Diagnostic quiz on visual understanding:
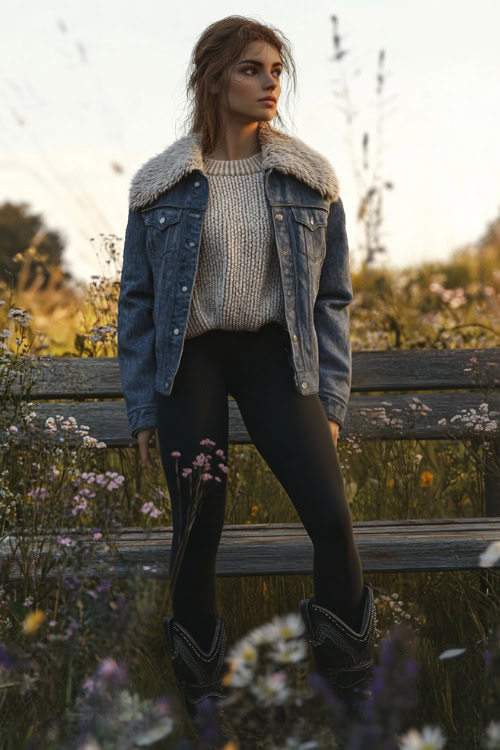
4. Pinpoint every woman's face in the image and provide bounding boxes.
[222,41,282,123]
